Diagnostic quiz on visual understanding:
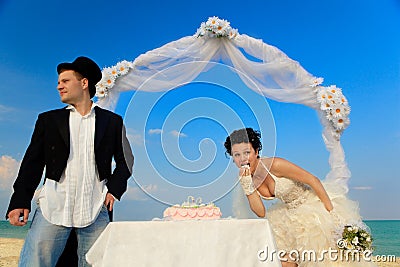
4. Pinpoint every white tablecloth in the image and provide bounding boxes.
[86,219,281,267]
